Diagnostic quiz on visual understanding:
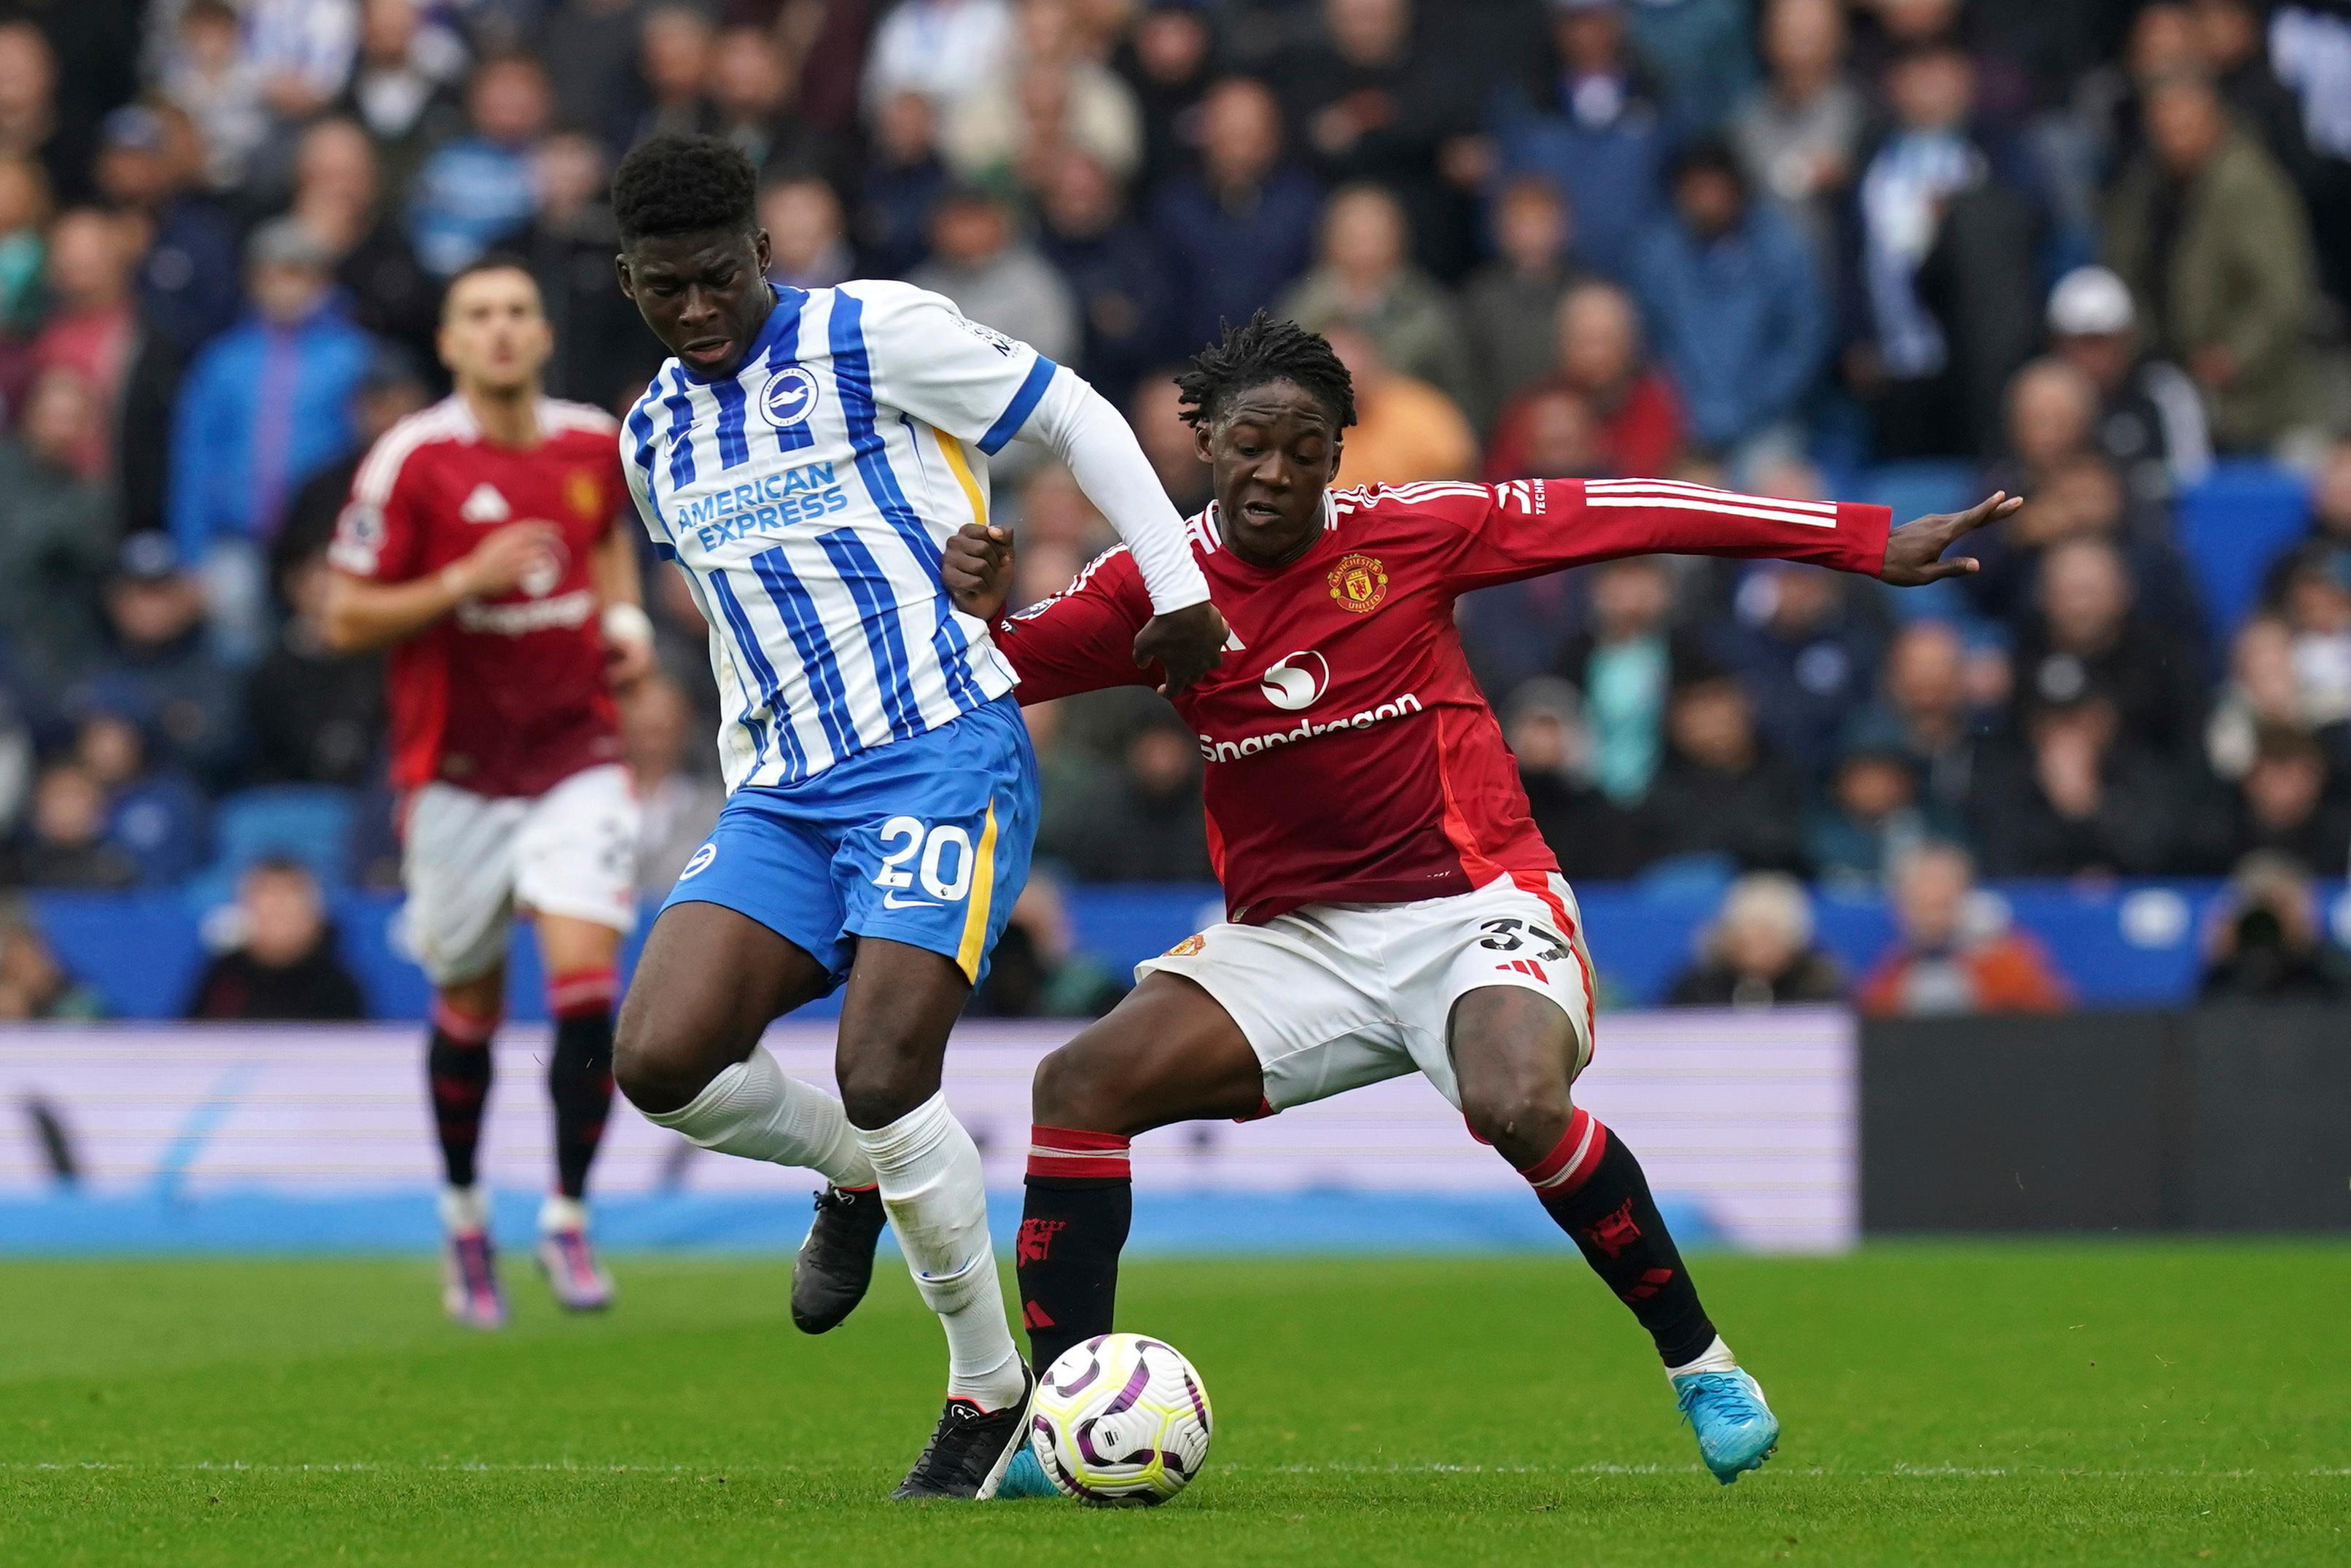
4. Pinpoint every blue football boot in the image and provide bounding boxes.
[993,1443,1057,1499]
[1672,1368,1779,1484]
